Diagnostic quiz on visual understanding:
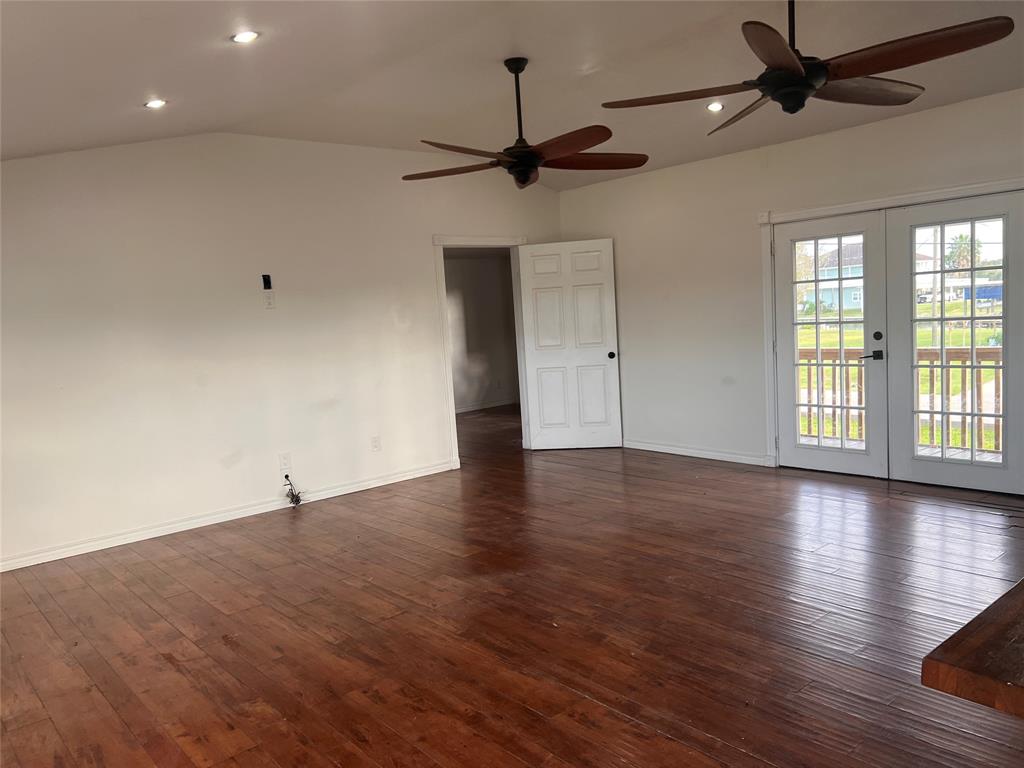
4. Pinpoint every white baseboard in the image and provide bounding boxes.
[0,459,457,572]
[623,438,774,467]
[454,397,518,414]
